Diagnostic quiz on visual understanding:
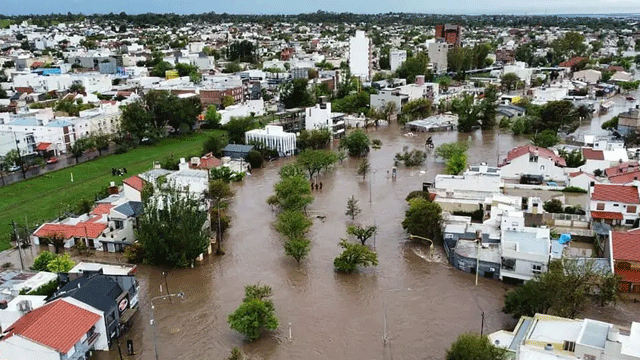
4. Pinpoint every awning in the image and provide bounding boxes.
[590,211,623,220]
[119,307,137,324]
[36,142,52,151]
